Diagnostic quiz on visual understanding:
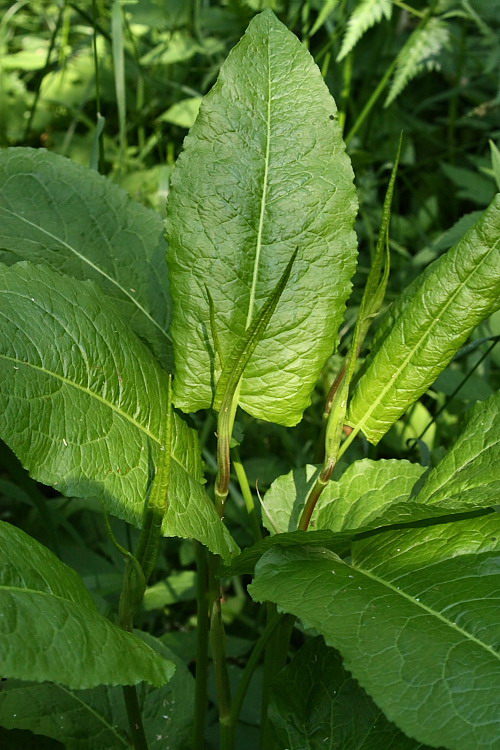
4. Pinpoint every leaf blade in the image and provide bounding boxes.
[167,10,358,426]
[0,262,237,562]
[347,195,500,443]
[0,522,174,689]
[250,516,500,750]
